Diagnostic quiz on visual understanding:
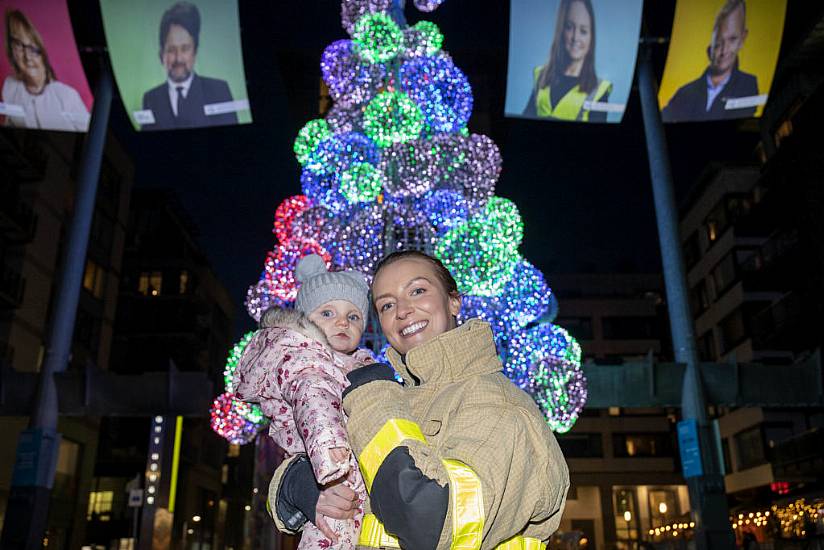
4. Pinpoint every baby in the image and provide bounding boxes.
[234,254,373,549]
